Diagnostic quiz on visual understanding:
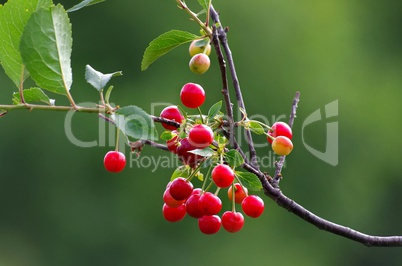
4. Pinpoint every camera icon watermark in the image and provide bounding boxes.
[301,100,339,166]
